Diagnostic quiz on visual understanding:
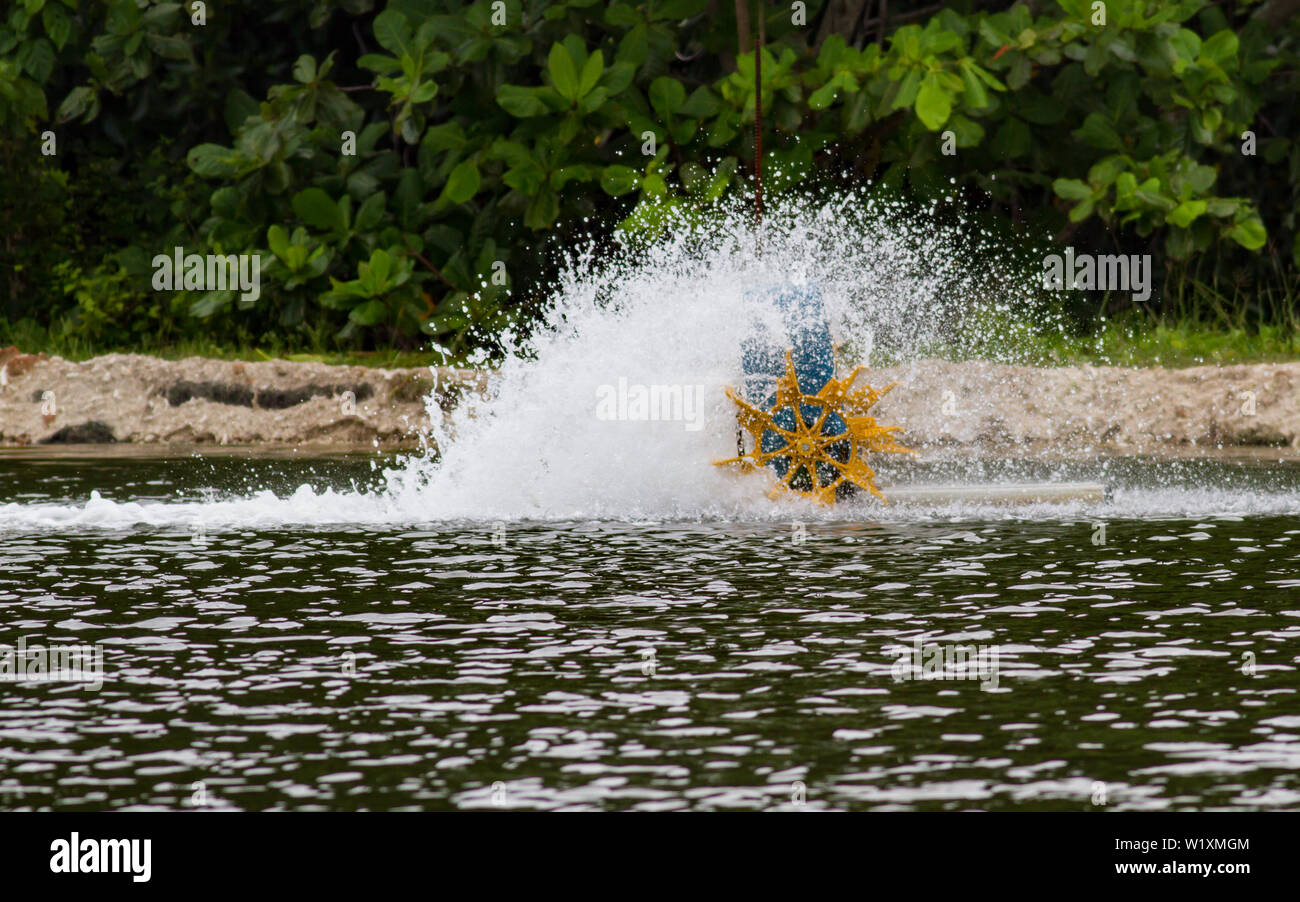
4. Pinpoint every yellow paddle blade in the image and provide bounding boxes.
[713,350,914,504]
